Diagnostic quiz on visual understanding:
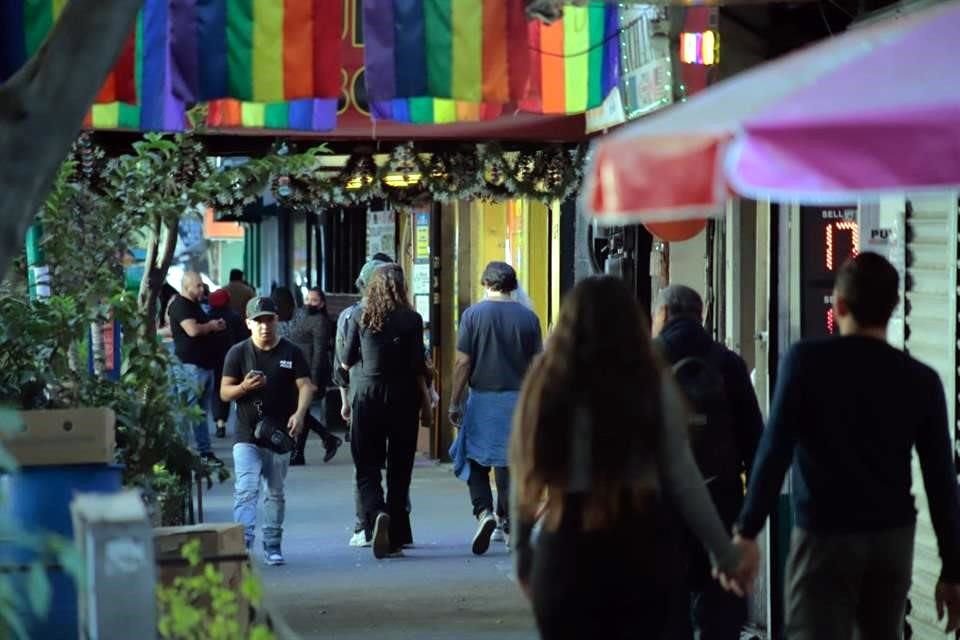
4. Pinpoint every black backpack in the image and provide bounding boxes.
[660,342,741,486]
